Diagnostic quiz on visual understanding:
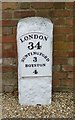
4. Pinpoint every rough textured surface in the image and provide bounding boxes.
[19,77,52,105]
[17,17,53,77]
[17,17,53,105]
[2,92,74,118]
[2,2,74,92]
